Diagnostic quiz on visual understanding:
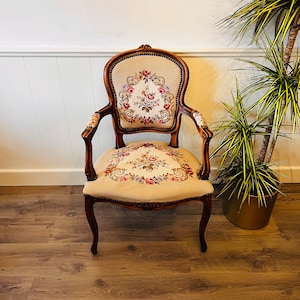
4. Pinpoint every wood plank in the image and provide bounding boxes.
[26,273,300,300]
[0,242,190,277]
[0,185,299,299]
[0,277,33,300]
